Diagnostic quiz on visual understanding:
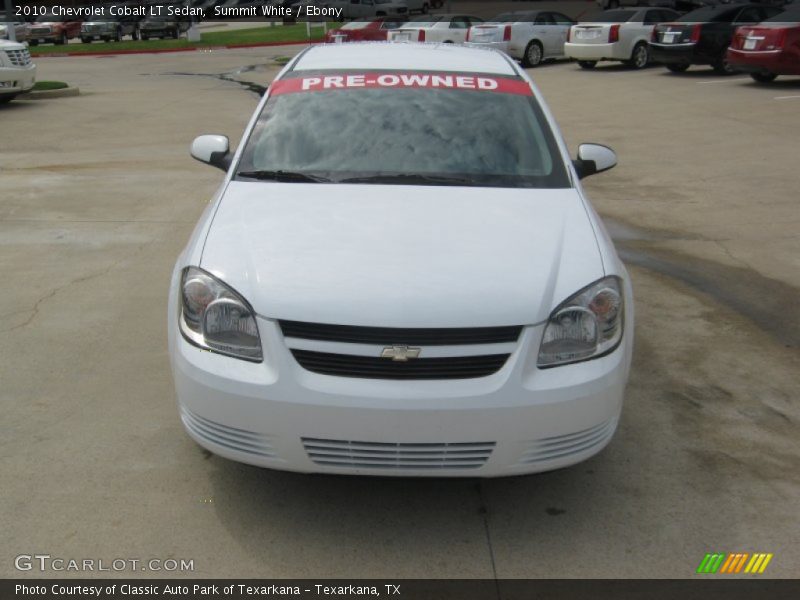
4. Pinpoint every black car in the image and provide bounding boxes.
[80,12,142,43]
[650,2,784,73]
[139,12,192,40]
